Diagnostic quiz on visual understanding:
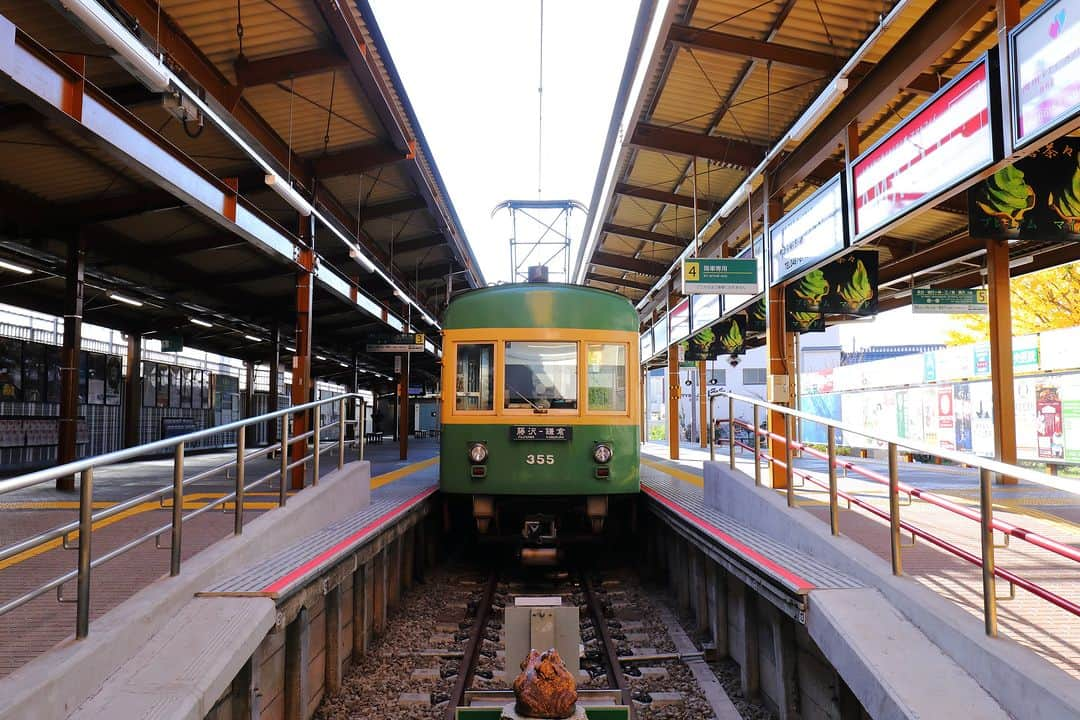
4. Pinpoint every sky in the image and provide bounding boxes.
[368,0,640,285]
